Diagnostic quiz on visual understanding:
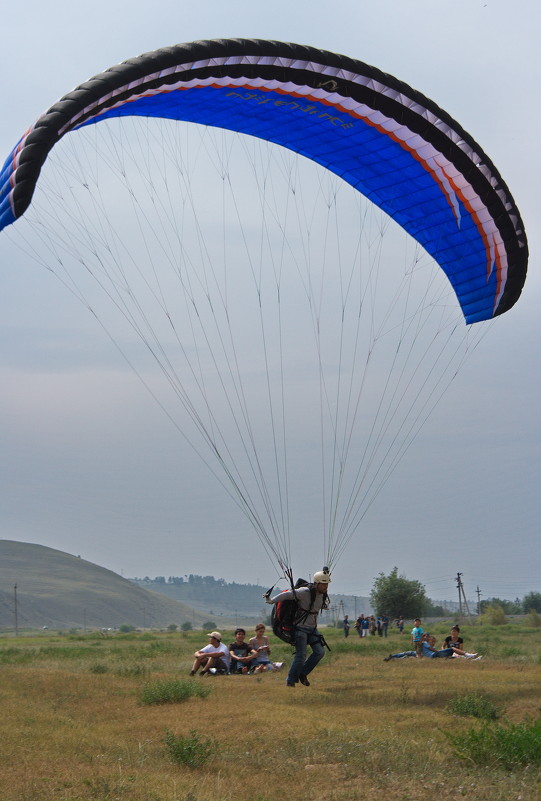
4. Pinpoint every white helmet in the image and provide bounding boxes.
[313,570,331,584]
